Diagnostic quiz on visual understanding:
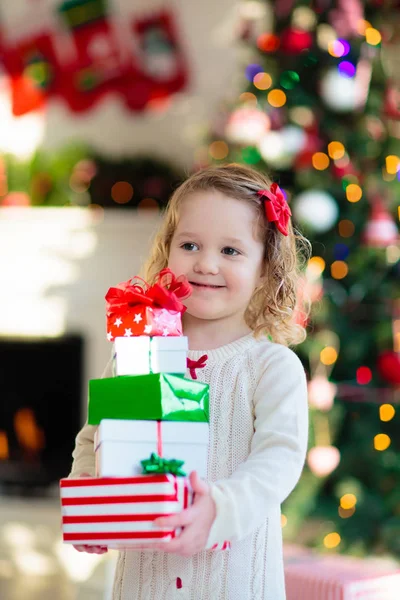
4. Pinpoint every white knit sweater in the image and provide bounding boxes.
[70,333,309,600]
